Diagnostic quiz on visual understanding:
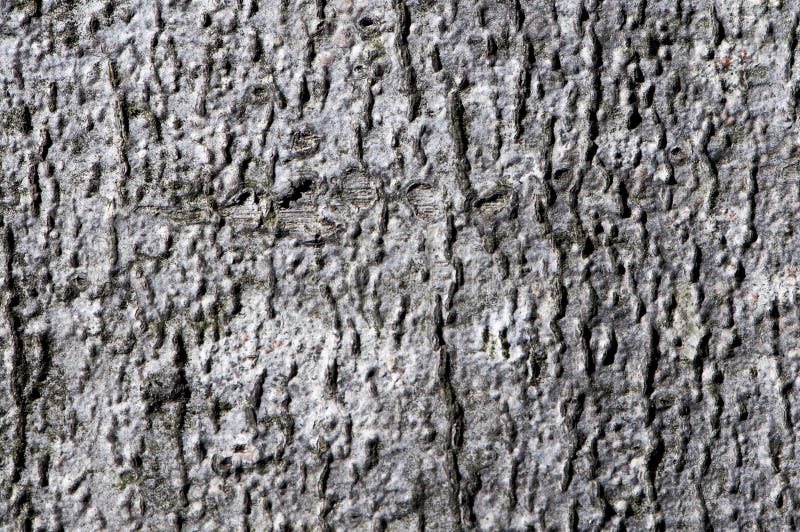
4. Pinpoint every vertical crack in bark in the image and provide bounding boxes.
[432,293,465,530]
